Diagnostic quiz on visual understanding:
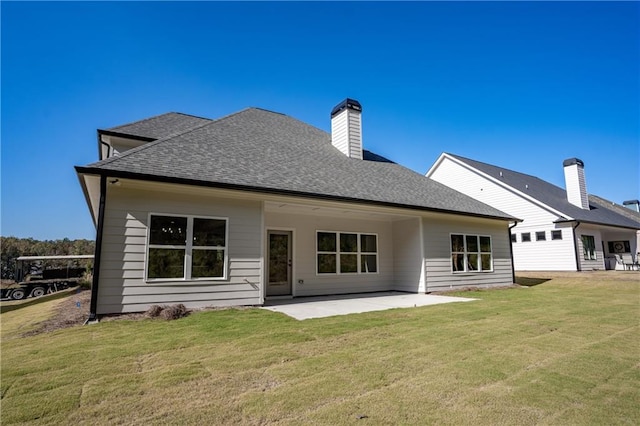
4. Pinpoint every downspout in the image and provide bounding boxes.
[508,222,518,284]
[85,175,107,324]
[572,222,581,272]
